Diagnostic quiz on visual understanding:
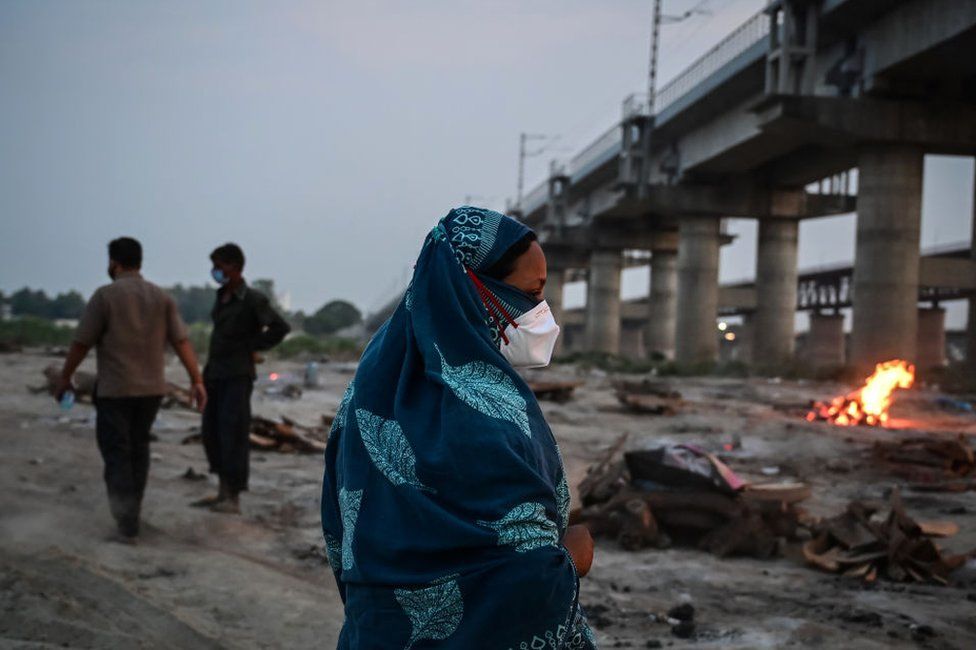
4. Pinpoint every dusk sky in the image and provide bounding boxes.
[1,0,973,327]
